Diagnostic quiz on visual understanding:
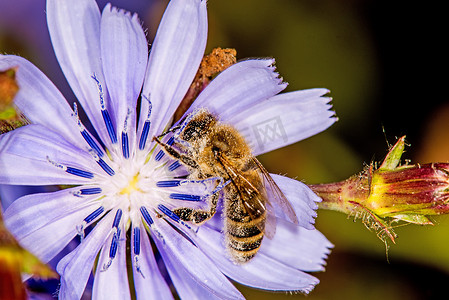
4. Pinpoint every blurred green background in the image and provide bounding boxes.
[1,0,448,299]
